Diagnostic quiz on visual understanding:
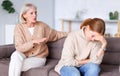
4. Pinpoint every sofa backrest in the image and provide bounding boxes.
[0,44,15,58]
[1,37,120,65]
[47,37,66,59]
[47,37,120,65]
[102,37,120,65]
